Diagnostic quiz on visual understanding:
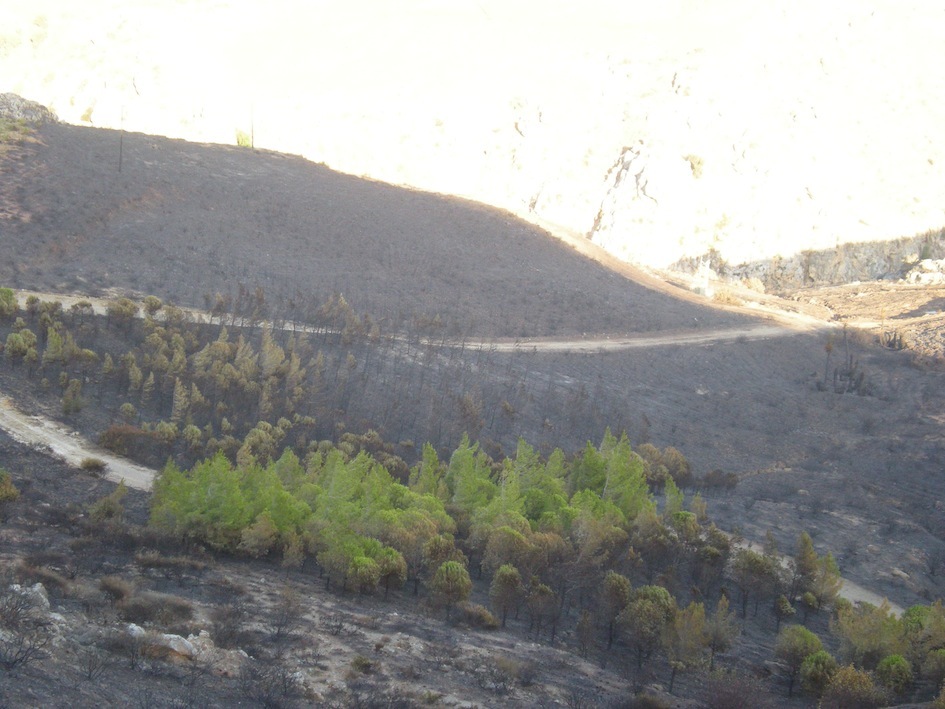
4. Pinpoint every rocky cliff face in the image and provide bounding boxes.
[2,1,943,281]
